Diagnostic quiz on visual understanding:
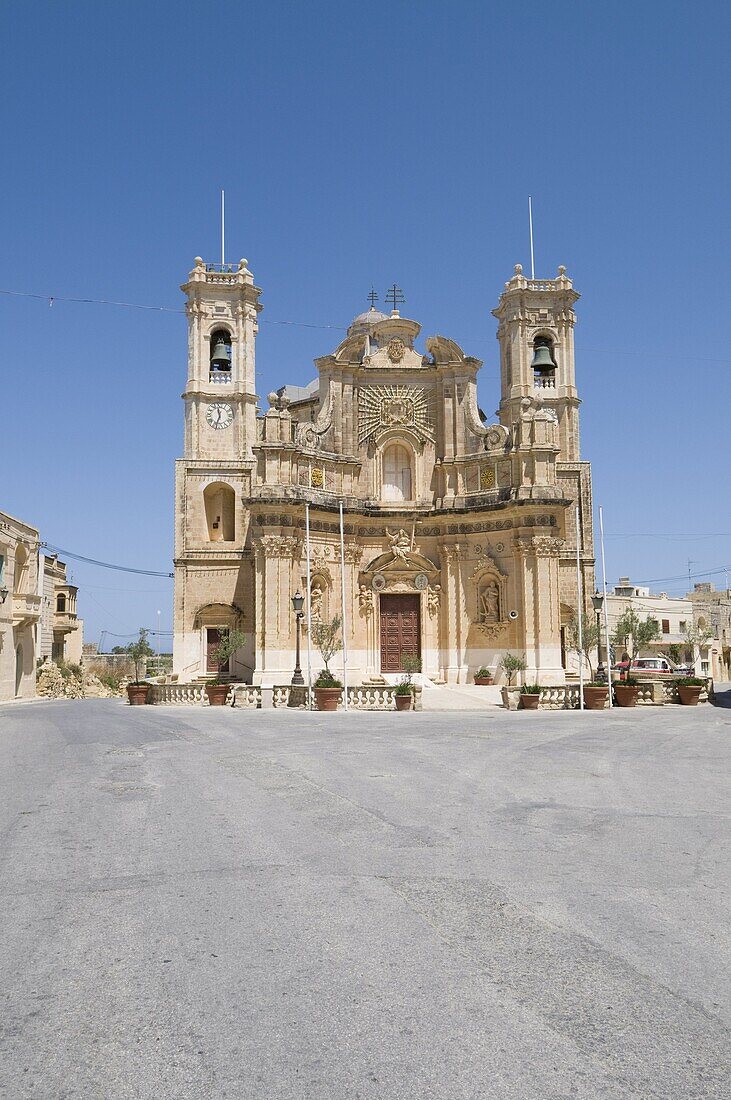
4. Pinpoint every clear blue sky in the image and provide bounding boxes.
[3,1,730,645]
